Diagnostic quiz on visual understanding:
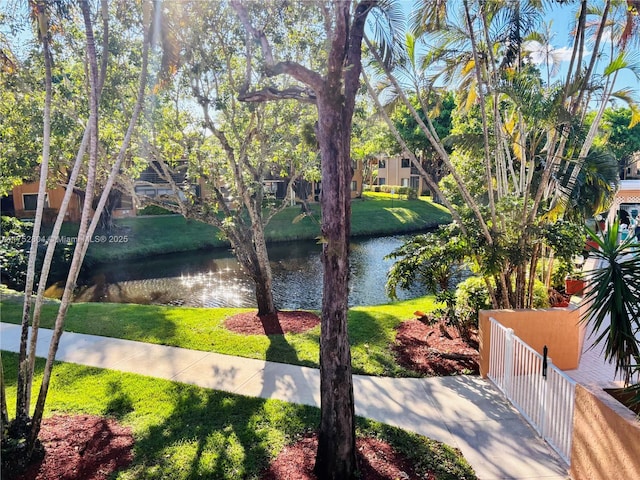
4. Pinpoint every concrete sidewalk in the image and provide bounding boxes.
[1,322,568,479]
